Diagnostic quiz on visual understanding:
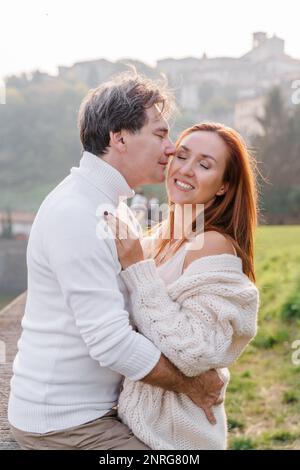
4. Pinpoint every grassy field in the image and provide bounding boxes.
[227,225,300,449]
